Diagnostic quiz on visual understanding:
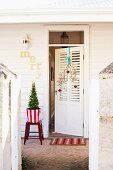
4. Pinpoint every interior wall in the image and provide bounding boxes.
[49,31,84,44]
[49,47,55,131]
